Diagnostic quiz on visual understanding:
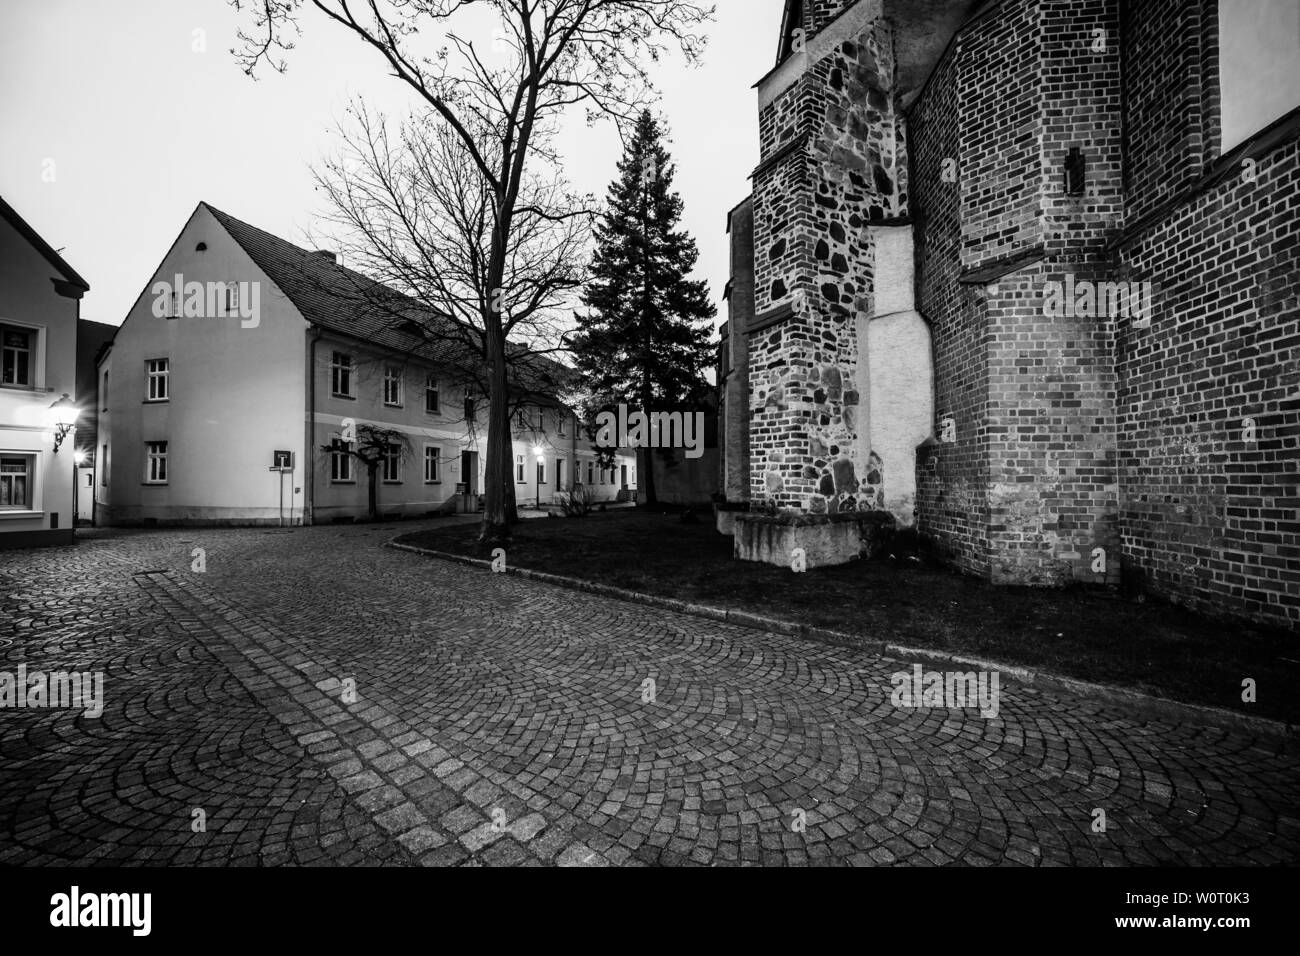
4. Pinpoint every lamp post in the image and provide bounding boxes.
[533,443,544,509]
